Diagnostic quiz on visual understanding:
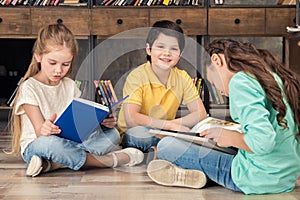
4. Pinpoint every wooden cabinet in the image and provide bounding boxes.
[0,6,297,38]
[149,8,207,36]
[0,7,90,37]
[91,7,206,37]
[91,8,149,36]
[266,8,297,35]
[0,5,299,108]
[285,32,300,80]
[91,7,207,37]
[31,8,90,36]
[208,8,265,36]
[0,8,31,36]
